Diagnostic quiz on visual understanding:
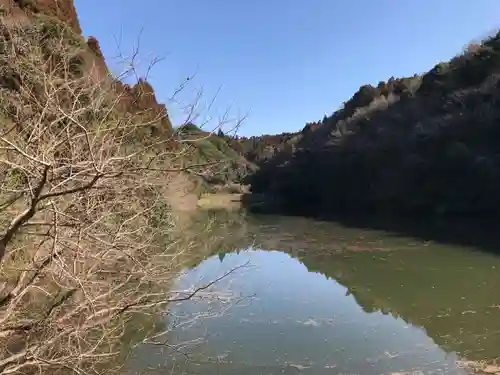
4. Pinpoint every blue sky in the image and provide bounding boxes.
[74,0,500,137]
